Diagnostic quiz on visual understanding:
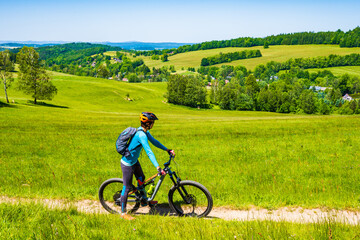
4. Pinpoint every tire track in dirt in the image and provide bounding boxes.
[1,196,359,225]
